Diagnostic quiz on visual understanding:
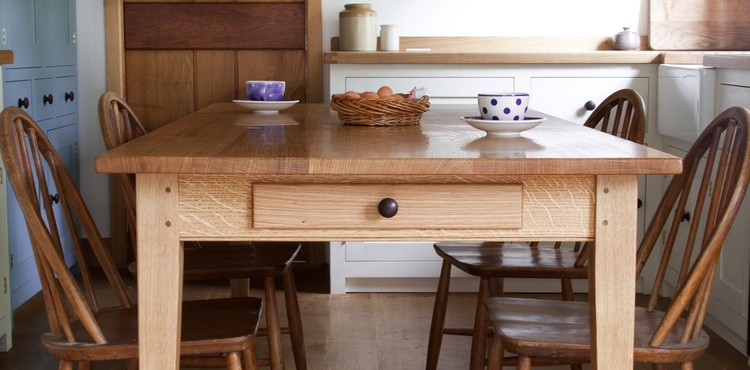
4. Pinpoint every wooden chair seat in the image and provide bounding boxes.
[485,106,750,369]
[43,297,263,361]
[434,242,588,278]
[426,89,646,370]
[485,297,709,363]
